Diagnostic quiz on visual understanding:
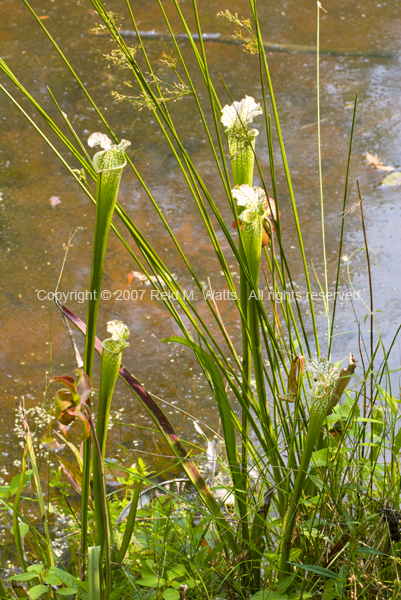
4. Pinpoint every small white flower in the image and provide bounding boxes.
[221,96,262,133]
[88,132,114,151]
[107,320,130,342]
[232,184,266,223]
